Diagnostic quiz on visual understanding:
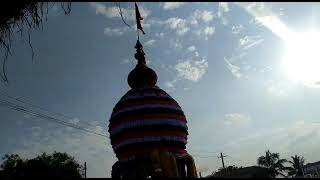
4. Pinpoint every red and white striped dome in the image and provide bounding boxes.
[108,40,189,160]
